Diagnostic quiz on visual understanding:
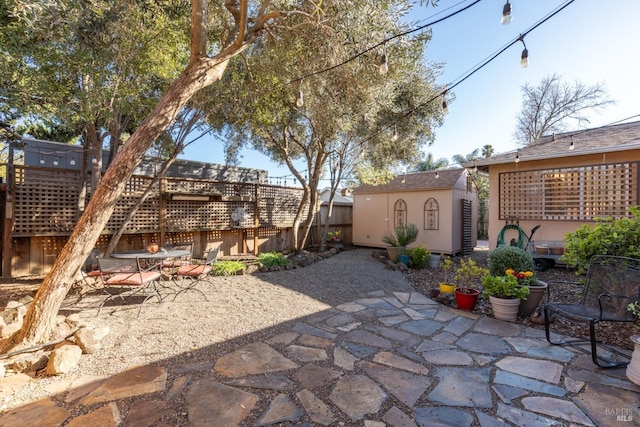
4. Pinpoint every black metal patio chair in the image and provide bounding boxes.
[96,256,163,317]
[171,248,219,301]
[544,255,640,368]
